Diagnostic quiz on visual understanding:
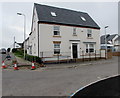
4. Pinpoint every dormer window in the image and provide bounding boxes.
[51,12,56,17]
